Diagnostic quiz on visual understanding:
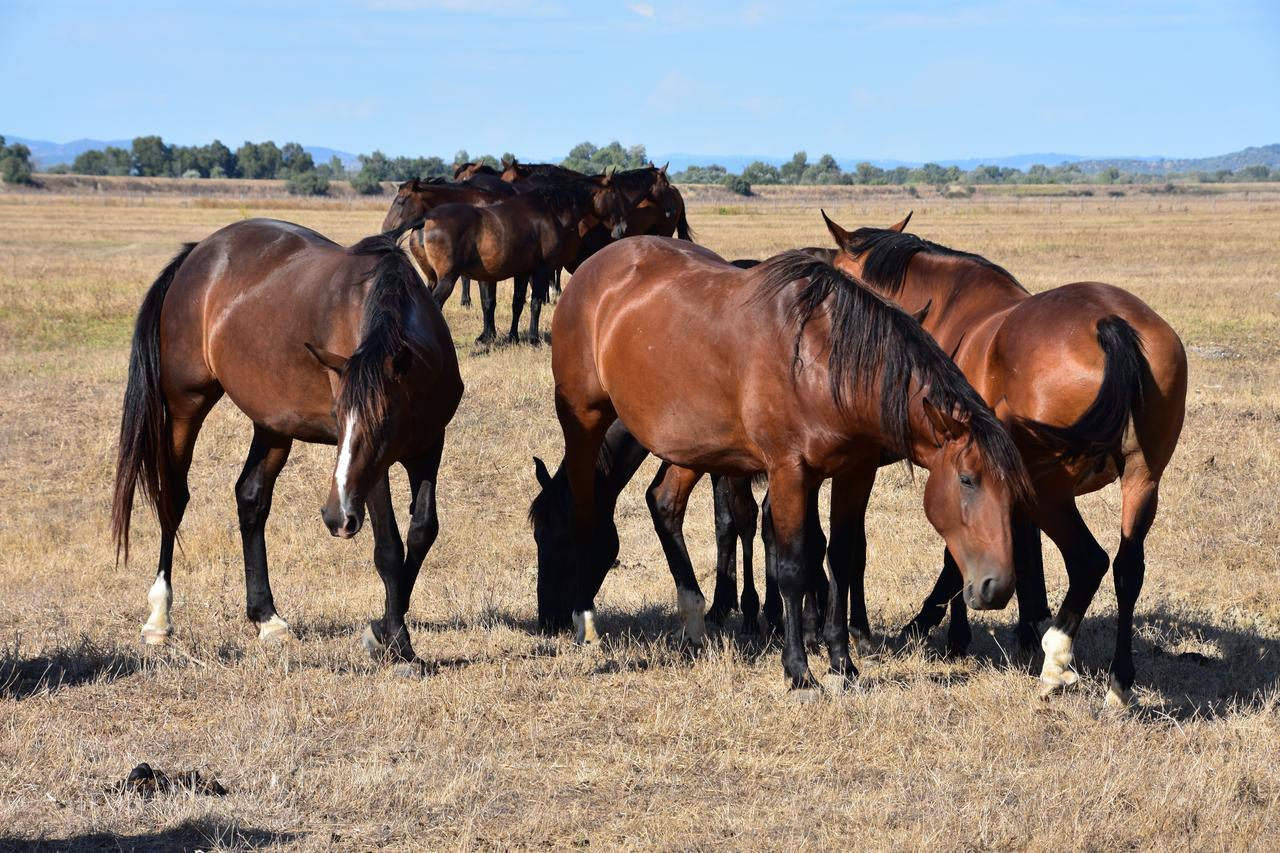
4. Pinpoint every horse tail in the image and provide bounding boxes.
[111,243,196,563]
[675,205,696,242]
[1025,316,1145,460]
